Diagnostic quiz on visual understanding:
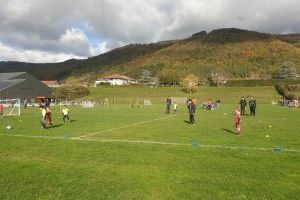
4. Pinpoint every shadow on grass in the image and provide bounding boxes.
[48,123,64,129]
[70,119,77,123]
[221,128,236,135]
[184,120,191,124]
